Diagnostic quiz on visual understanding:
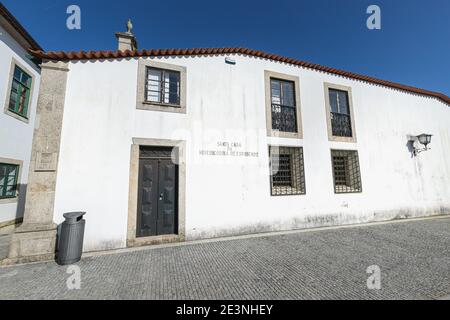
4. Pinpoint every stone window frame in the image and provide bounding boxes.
[3,58,36,124]
[264,70,303,139]
[0,157,23,204]
[324,82,357,143]
[136,59,187,114]
[127,138,186,247]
